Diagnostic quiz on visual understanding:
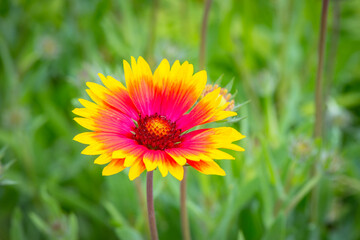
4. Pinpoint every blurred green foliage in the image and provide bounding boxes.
[1,0,360,239]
